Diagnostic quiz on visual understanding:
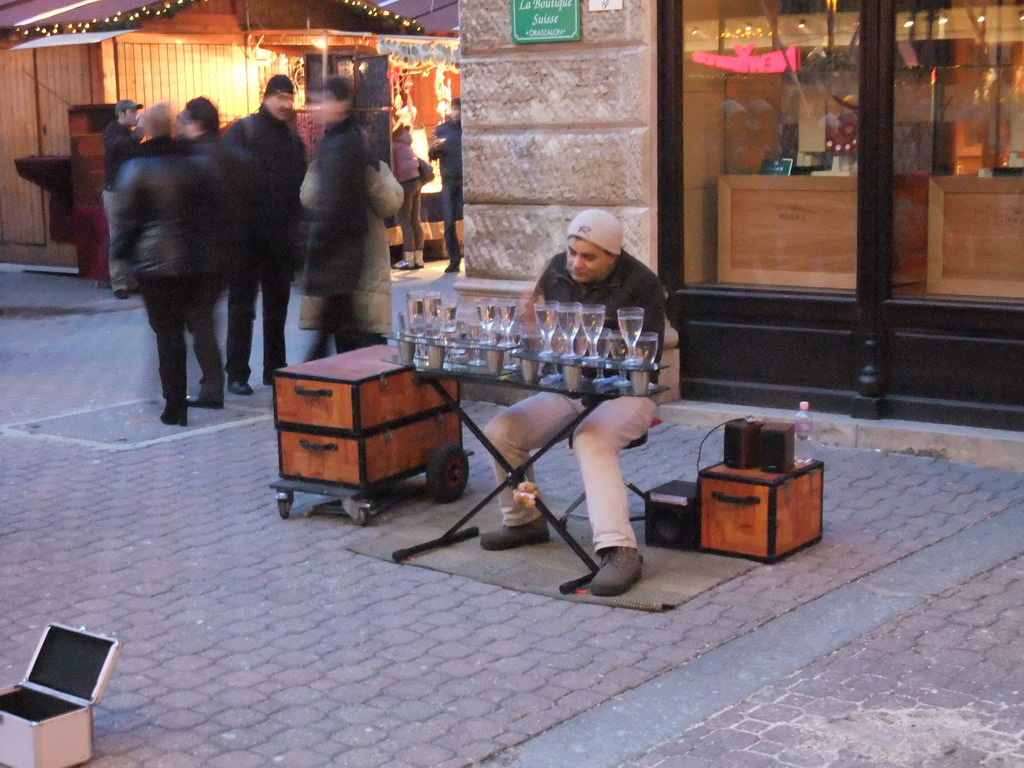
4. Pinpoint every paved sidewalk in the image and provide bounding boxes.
[1,267,1023,767]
